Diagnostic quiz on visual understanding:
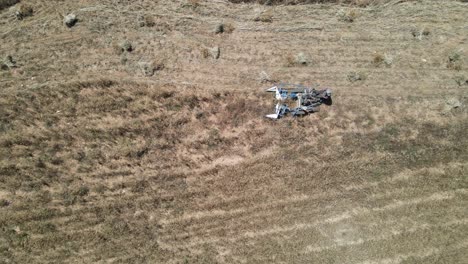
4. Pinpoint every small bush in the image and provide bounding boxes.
[284,53,295,67]
[143,16,156,27]
[39,222,57,234]
[16,4,33,20]
[254,9,273,22]
[214,23,224,34]
[348,71,366,82]
[94,184,107,194]
[284,52,308,67]
[35,190,52,204]
[373,53,384,65]
[139,61,164,76]
[338,9,359,23]
[131,180,149,193]
[224,23,235,33]
[295,52,309,65]
[215,23,235,34]
[0,199,10,207]
[373,52,393,67]
[411,27,430,40]
[454,76,467,86]
[120,40,133,53]
[447,50,463,70]
[449,51,461,63]
[74,186,90,197]
[184,0,201,9]
[206,128,223,148]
